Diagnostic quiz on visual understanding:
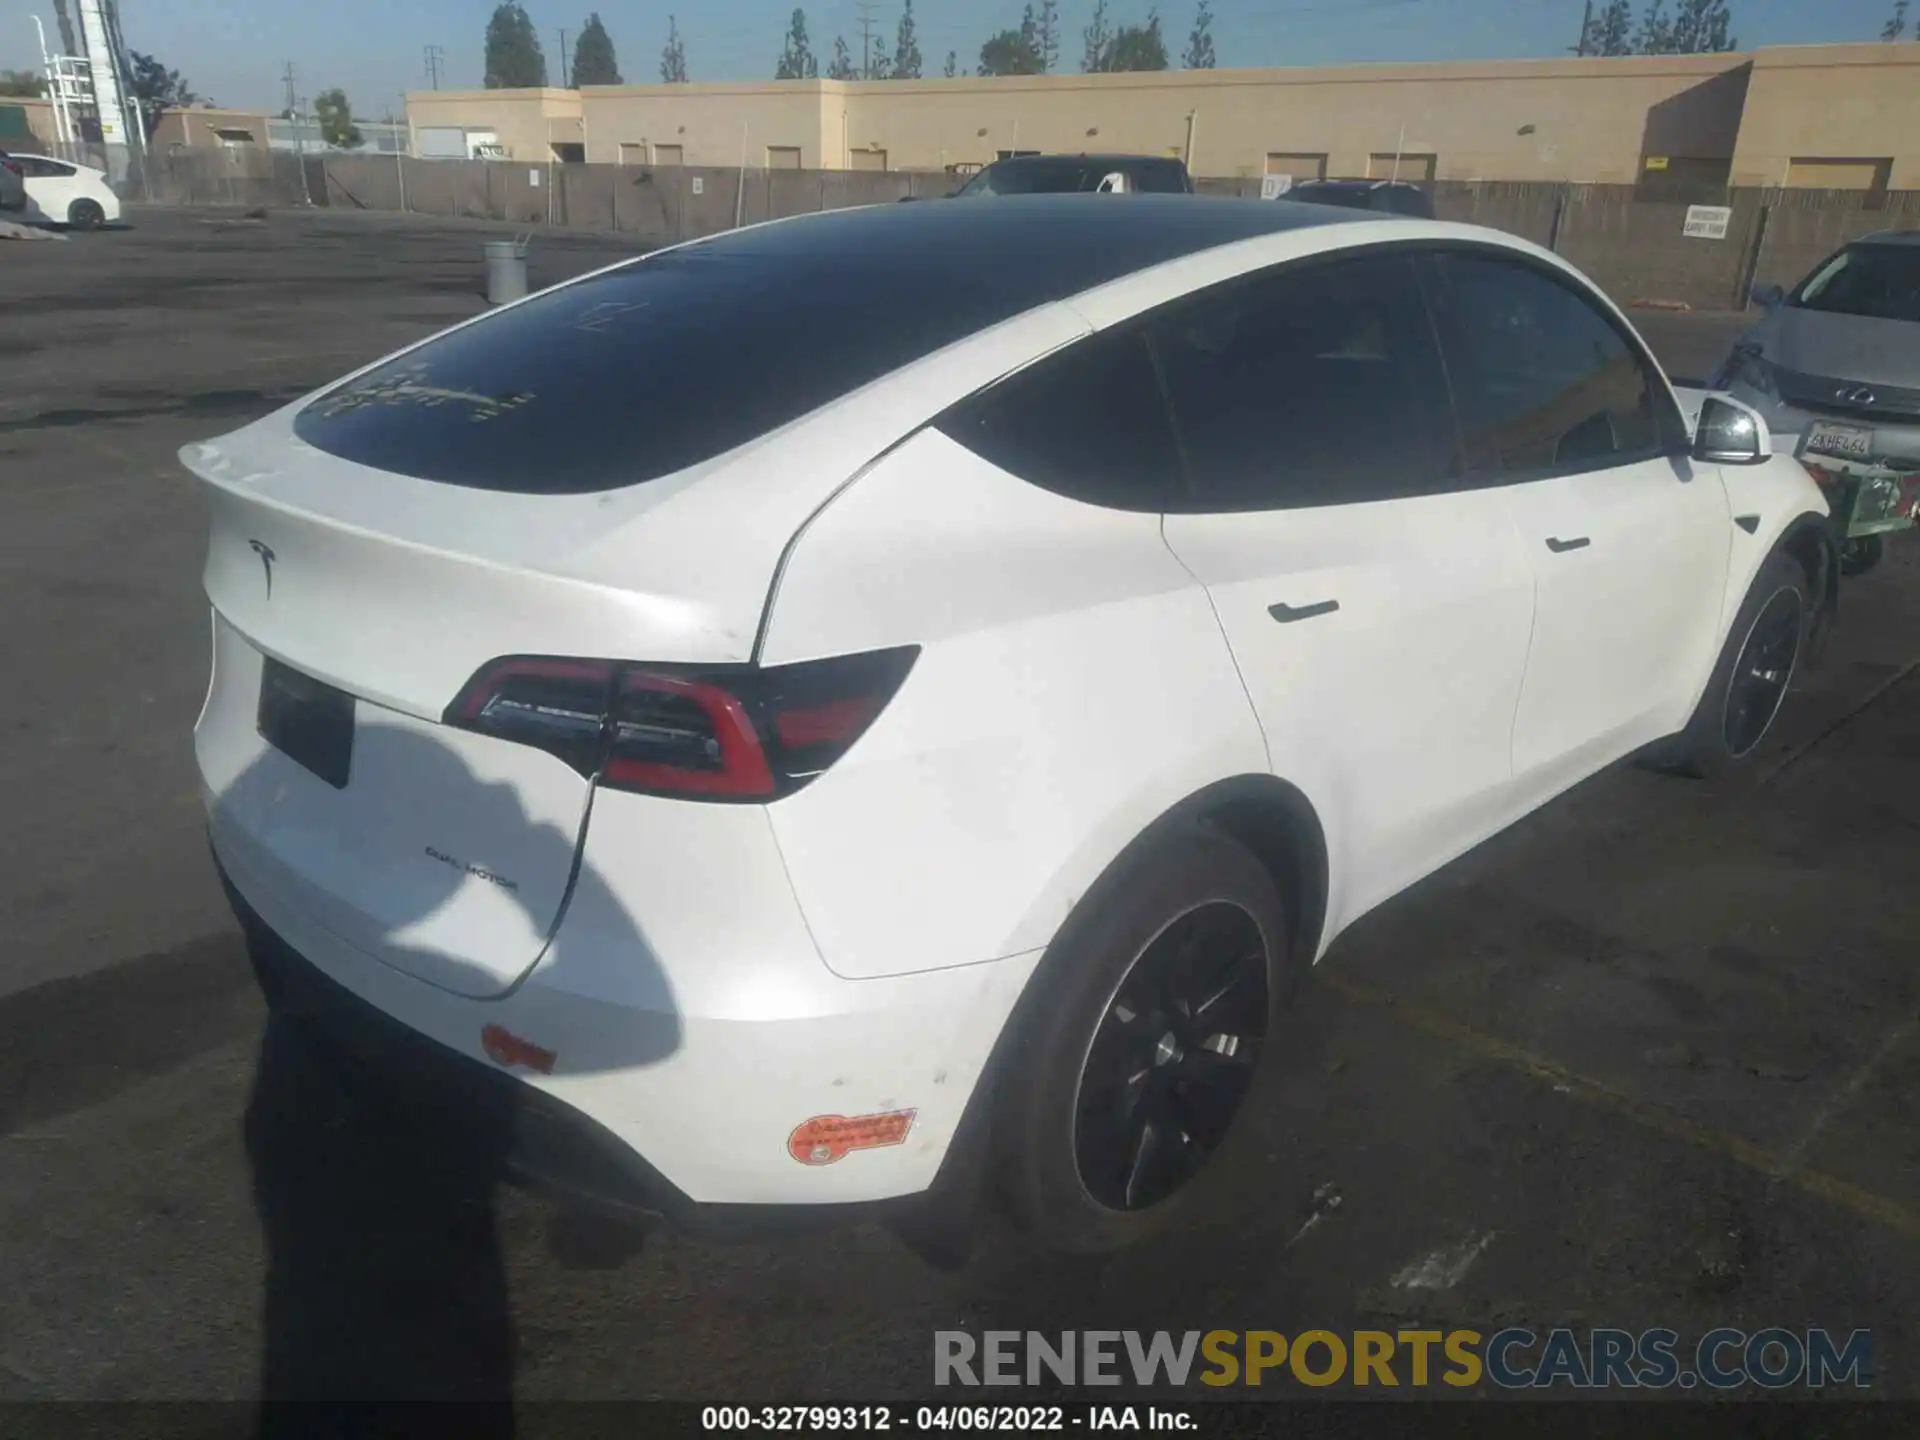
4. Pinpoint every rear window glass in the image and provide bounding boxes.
[292,199,1341,494]
[292,252,1034,492]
